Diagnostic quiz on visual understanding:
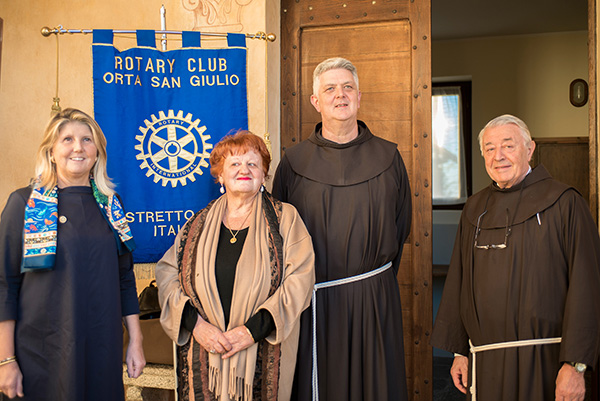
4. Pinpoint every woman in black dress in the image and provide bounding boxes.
[0,108,145,400]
